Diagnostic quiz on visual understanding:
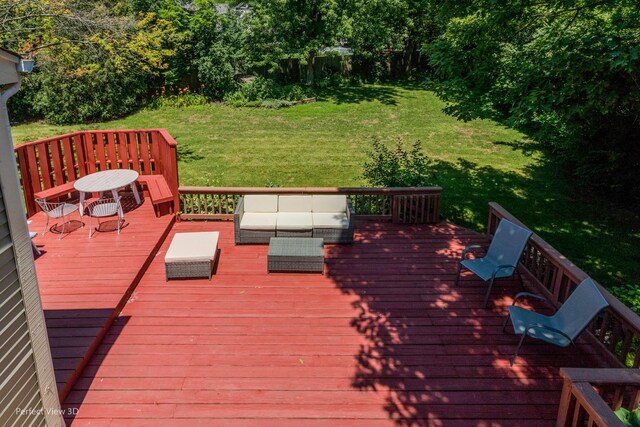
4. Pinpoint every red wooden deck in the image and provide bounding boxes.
[34,217,611,425]
[29,194,174,400]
